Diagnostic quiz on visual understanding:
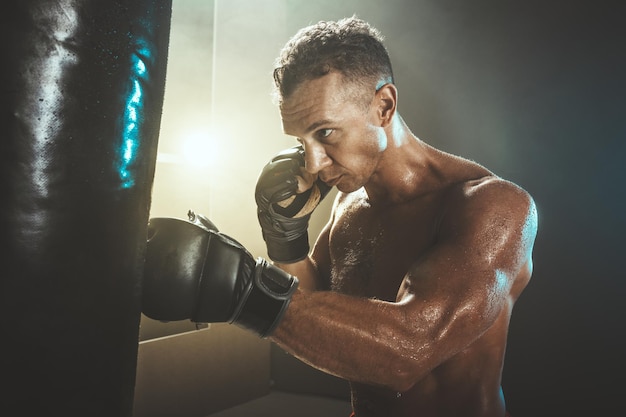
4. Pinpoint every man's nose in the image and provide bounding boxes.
[303,143,331,175]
